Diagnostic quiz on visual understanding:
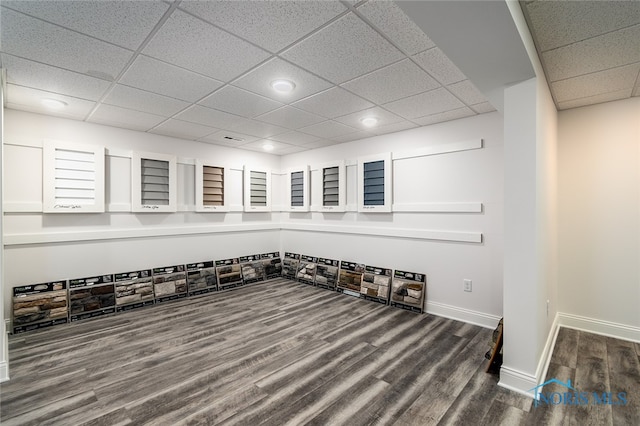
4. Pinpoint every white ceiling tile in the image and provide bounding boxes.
[199,130,260,145]
[277,145,310,155]
[446,80,487,106]
[557,89,633,110]
[331,131,375,143]
[180,1,347,53]
[103,85,189,117]
[2,0,170,50]
[6,84,96,120]
[469,102,497,114]
[255,106,326,129]
[1,7,132,80]
[149,119,218,140]
[524,1,640,52]
[269,131,321,146]
[372,120,419,136]
[197,137,245,148]
[227,118,290,139]
[542,25,640,82]
[88,104,166,131]
[199,86,282,118]
[412,48,466,85]
[342,59,440,104]
[384,88,465,119]
[1,54,110,101]
[232,58,332,103]
[551,64,640,103]
[356,0,435,55]
[412,107,475,126]
[299,120,358,139]
[175,105,243,129]
[240,139,293,152]
[120,55,223,102]
[142,9,270,81]
[302,139,340,149]
[292,87,374,119]
[334,106,404,130]
[281,12,404,84]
